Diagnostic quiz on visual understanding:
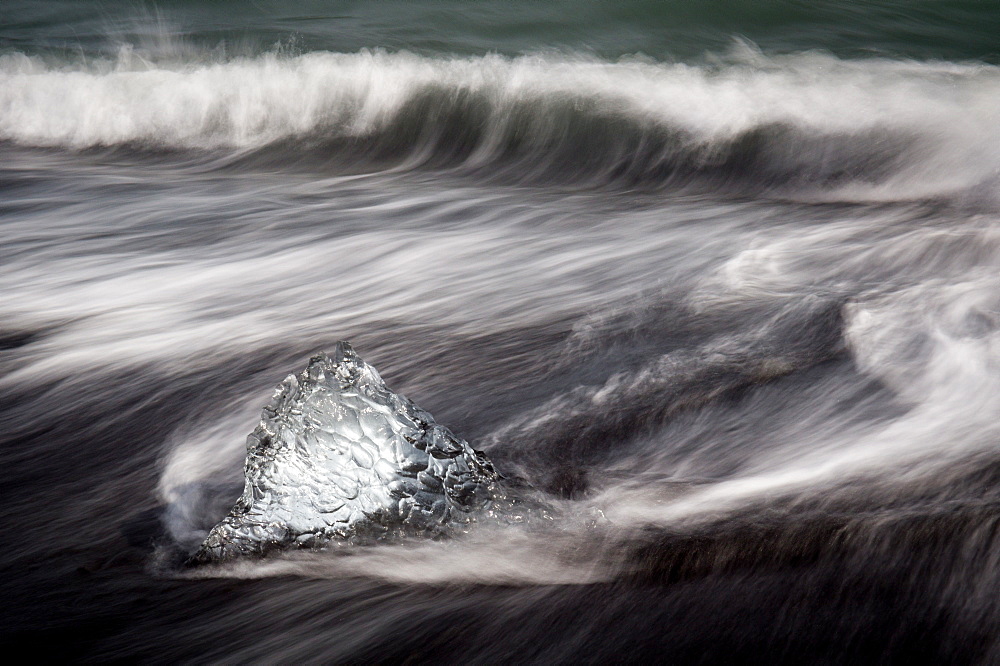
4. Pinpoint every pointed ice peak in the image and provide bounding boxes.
[191,343,501,563]
[332,339,356,362]
[301,342,375,389]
